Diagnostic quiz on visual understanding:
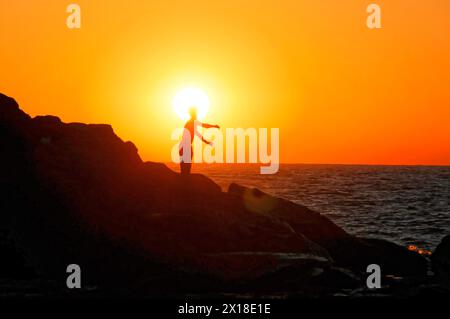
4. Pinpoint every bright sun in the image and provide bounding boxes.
[173,87,210,121]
